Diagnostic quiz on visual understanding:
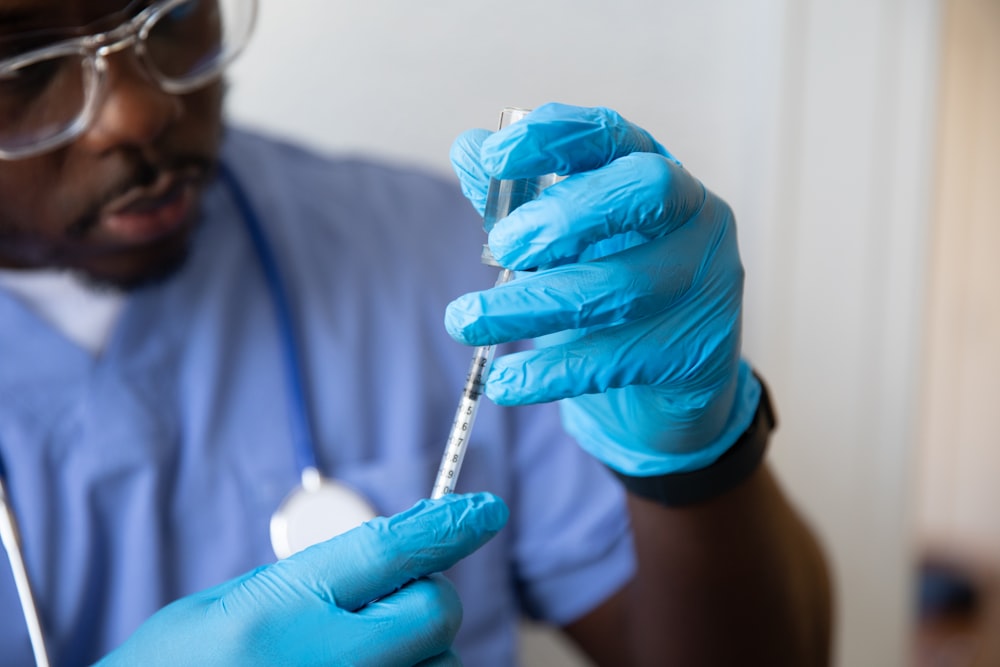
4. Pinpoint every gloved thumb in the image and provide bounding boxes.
[450,128,492,217]
[277,491,508,611]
